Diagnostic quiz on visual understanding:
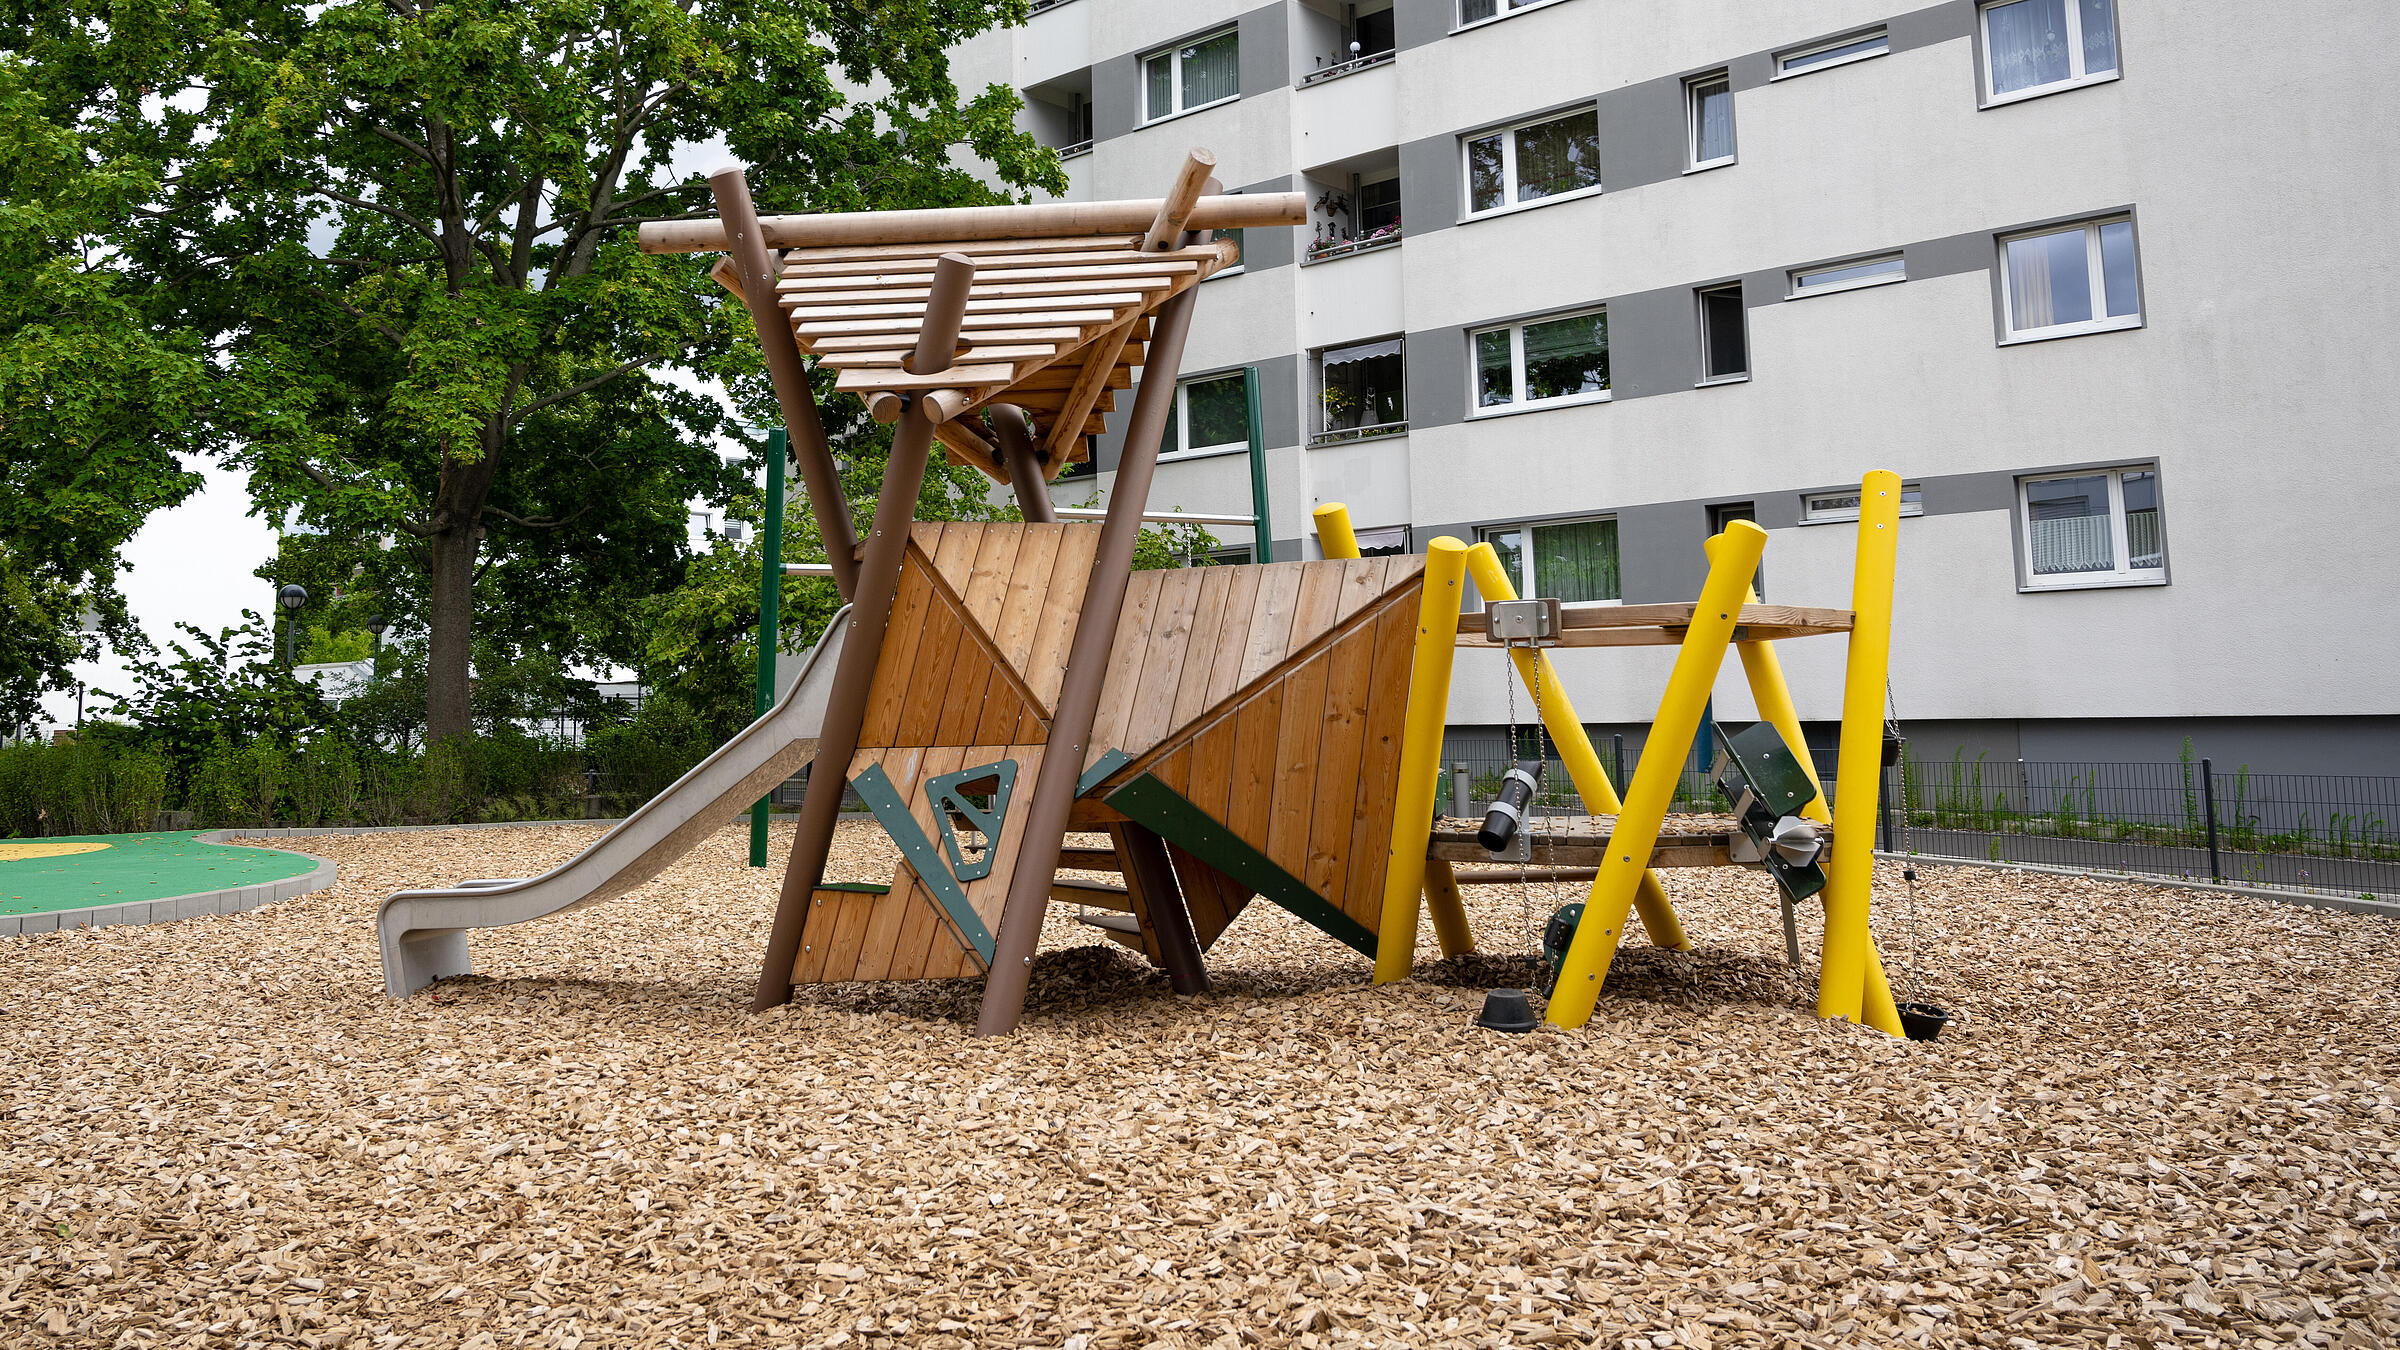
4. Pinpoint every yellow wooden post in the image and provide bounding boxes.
[1460,543,1691,952]
[1312,502,1360,560]
[1705,531,1900,1023]
[1375,537,1472,981]
[1544,522,1767,1030]
[1421,860,1474,957]
[1820,471,1905,1035]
